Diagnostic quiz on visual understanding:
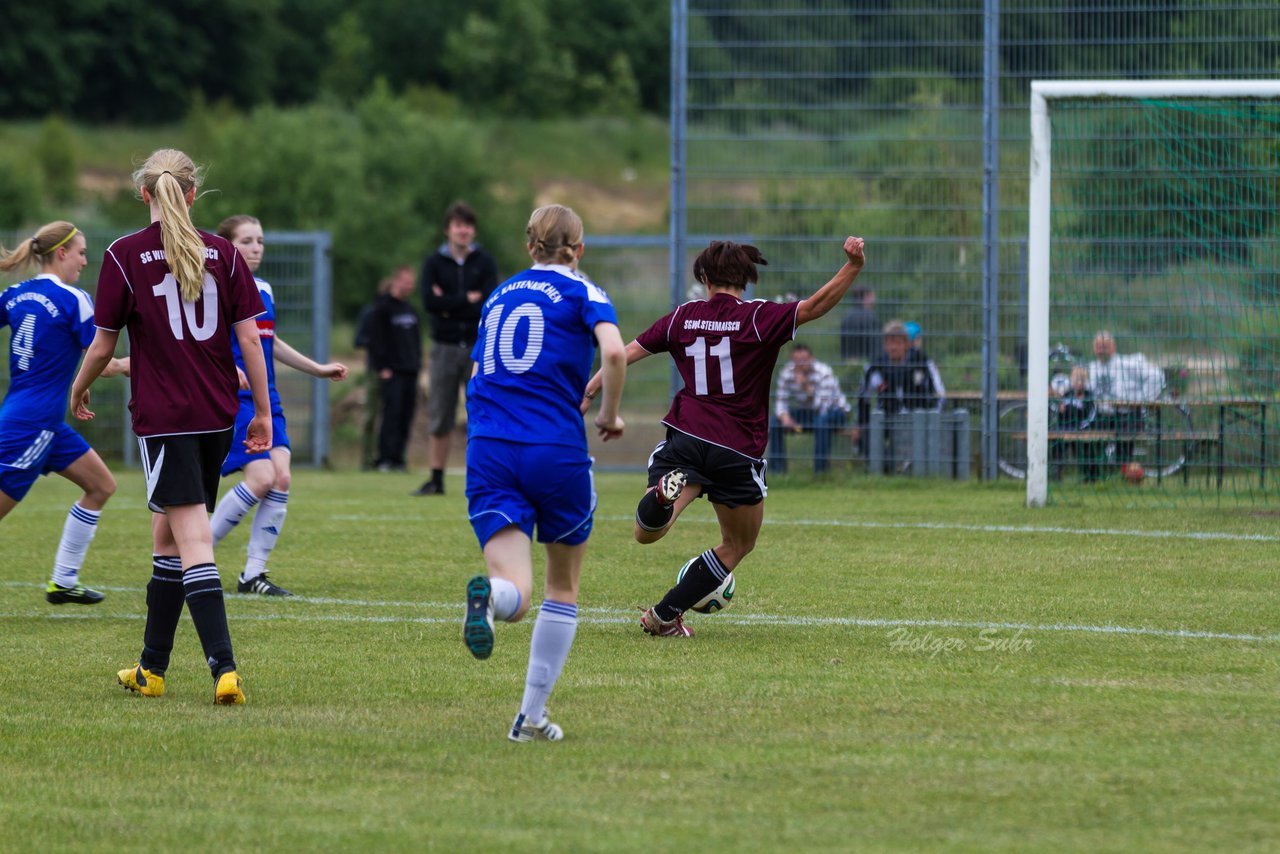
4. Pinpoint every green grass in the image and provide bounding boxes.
[2,471,1277,851]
